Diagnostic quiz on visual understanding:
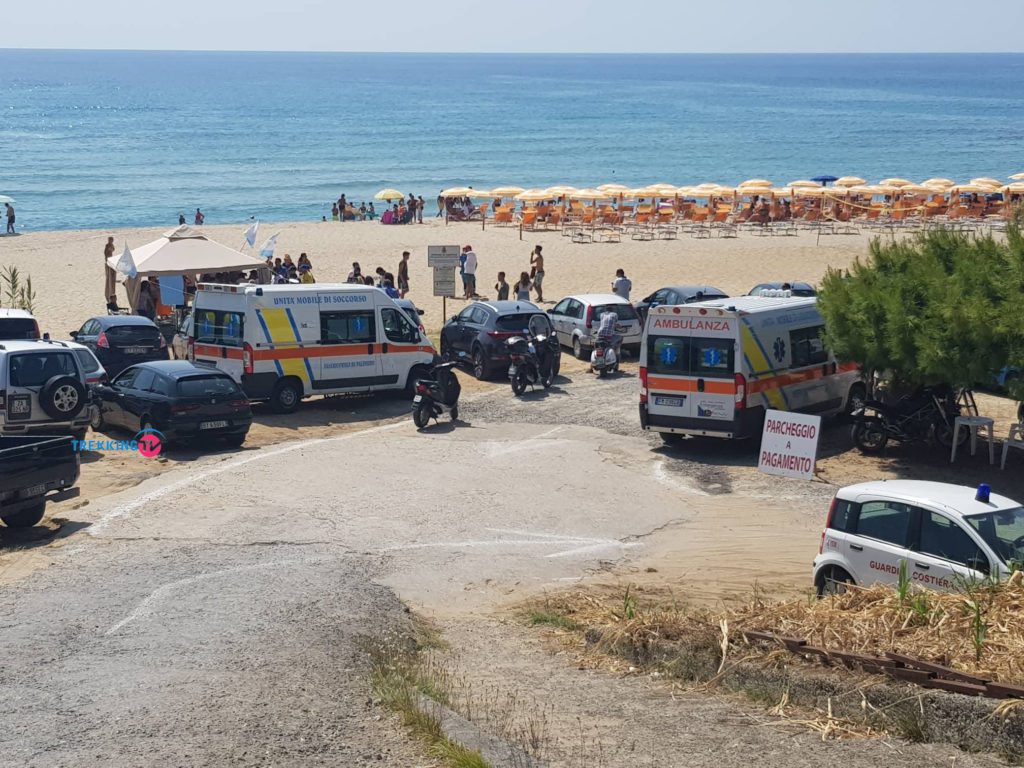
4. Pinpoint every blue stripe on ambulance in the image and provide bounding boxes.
[255,309,284,377]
